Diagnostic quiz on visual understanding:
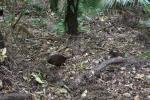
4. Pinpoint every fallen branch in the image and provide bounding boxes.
[0,93,32,100]
[95,57,128,72]
[73,56,145,87]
